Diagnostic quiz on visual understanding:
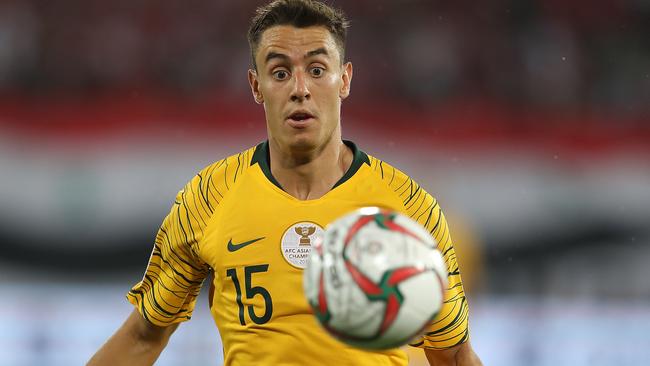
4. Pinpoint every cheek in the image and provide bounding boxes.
[260,83,284,107]
[314,76,342,105]
[324,73,342,89]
